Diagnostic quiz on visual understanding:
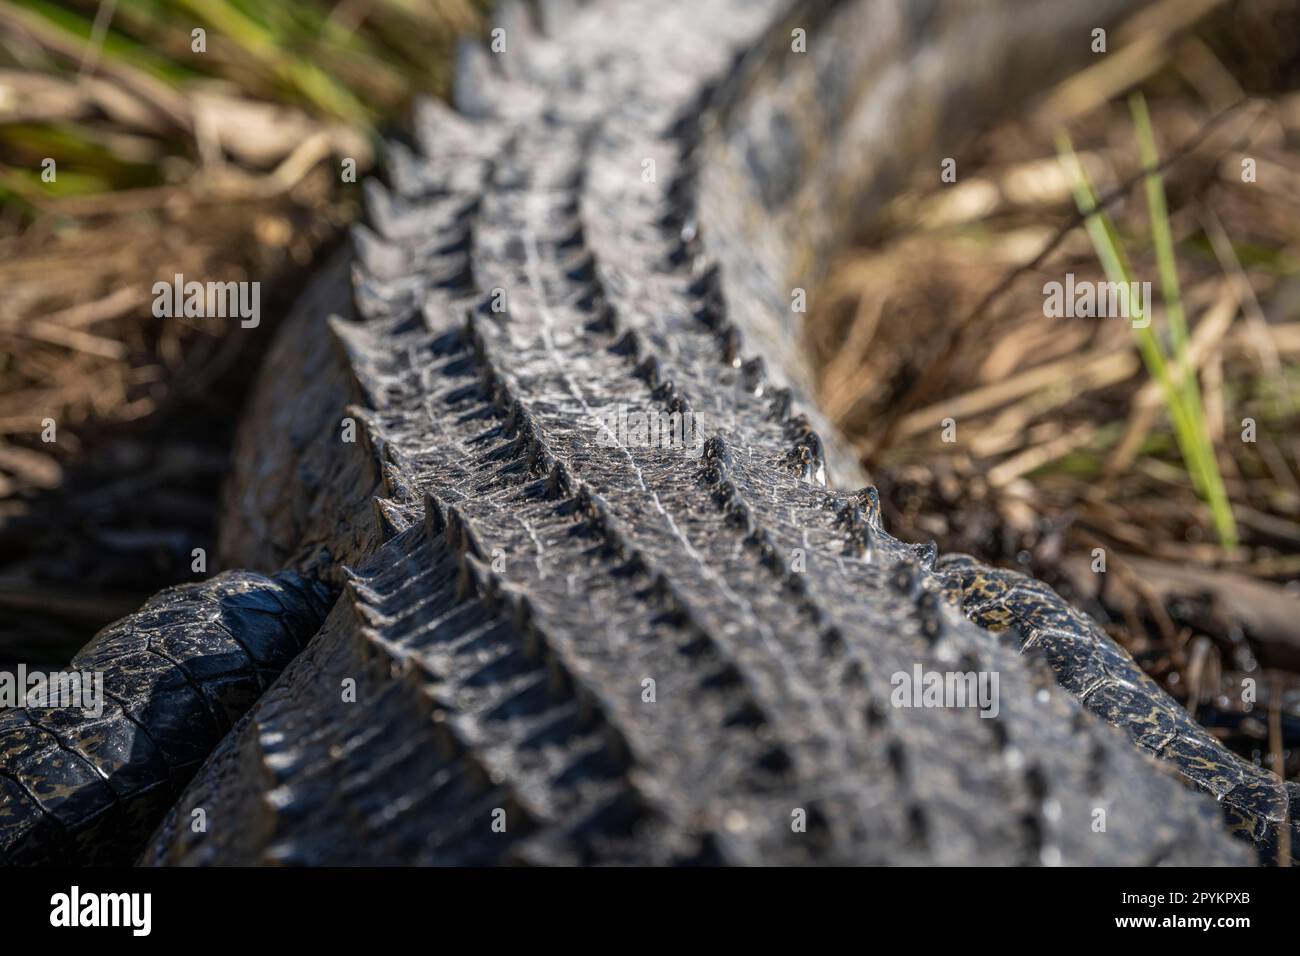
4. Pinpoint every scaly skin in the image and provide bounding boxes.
[1,0,1286,866]
[941,556,1299,864]
[0,572,331,865]
[143,0,1255,865]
